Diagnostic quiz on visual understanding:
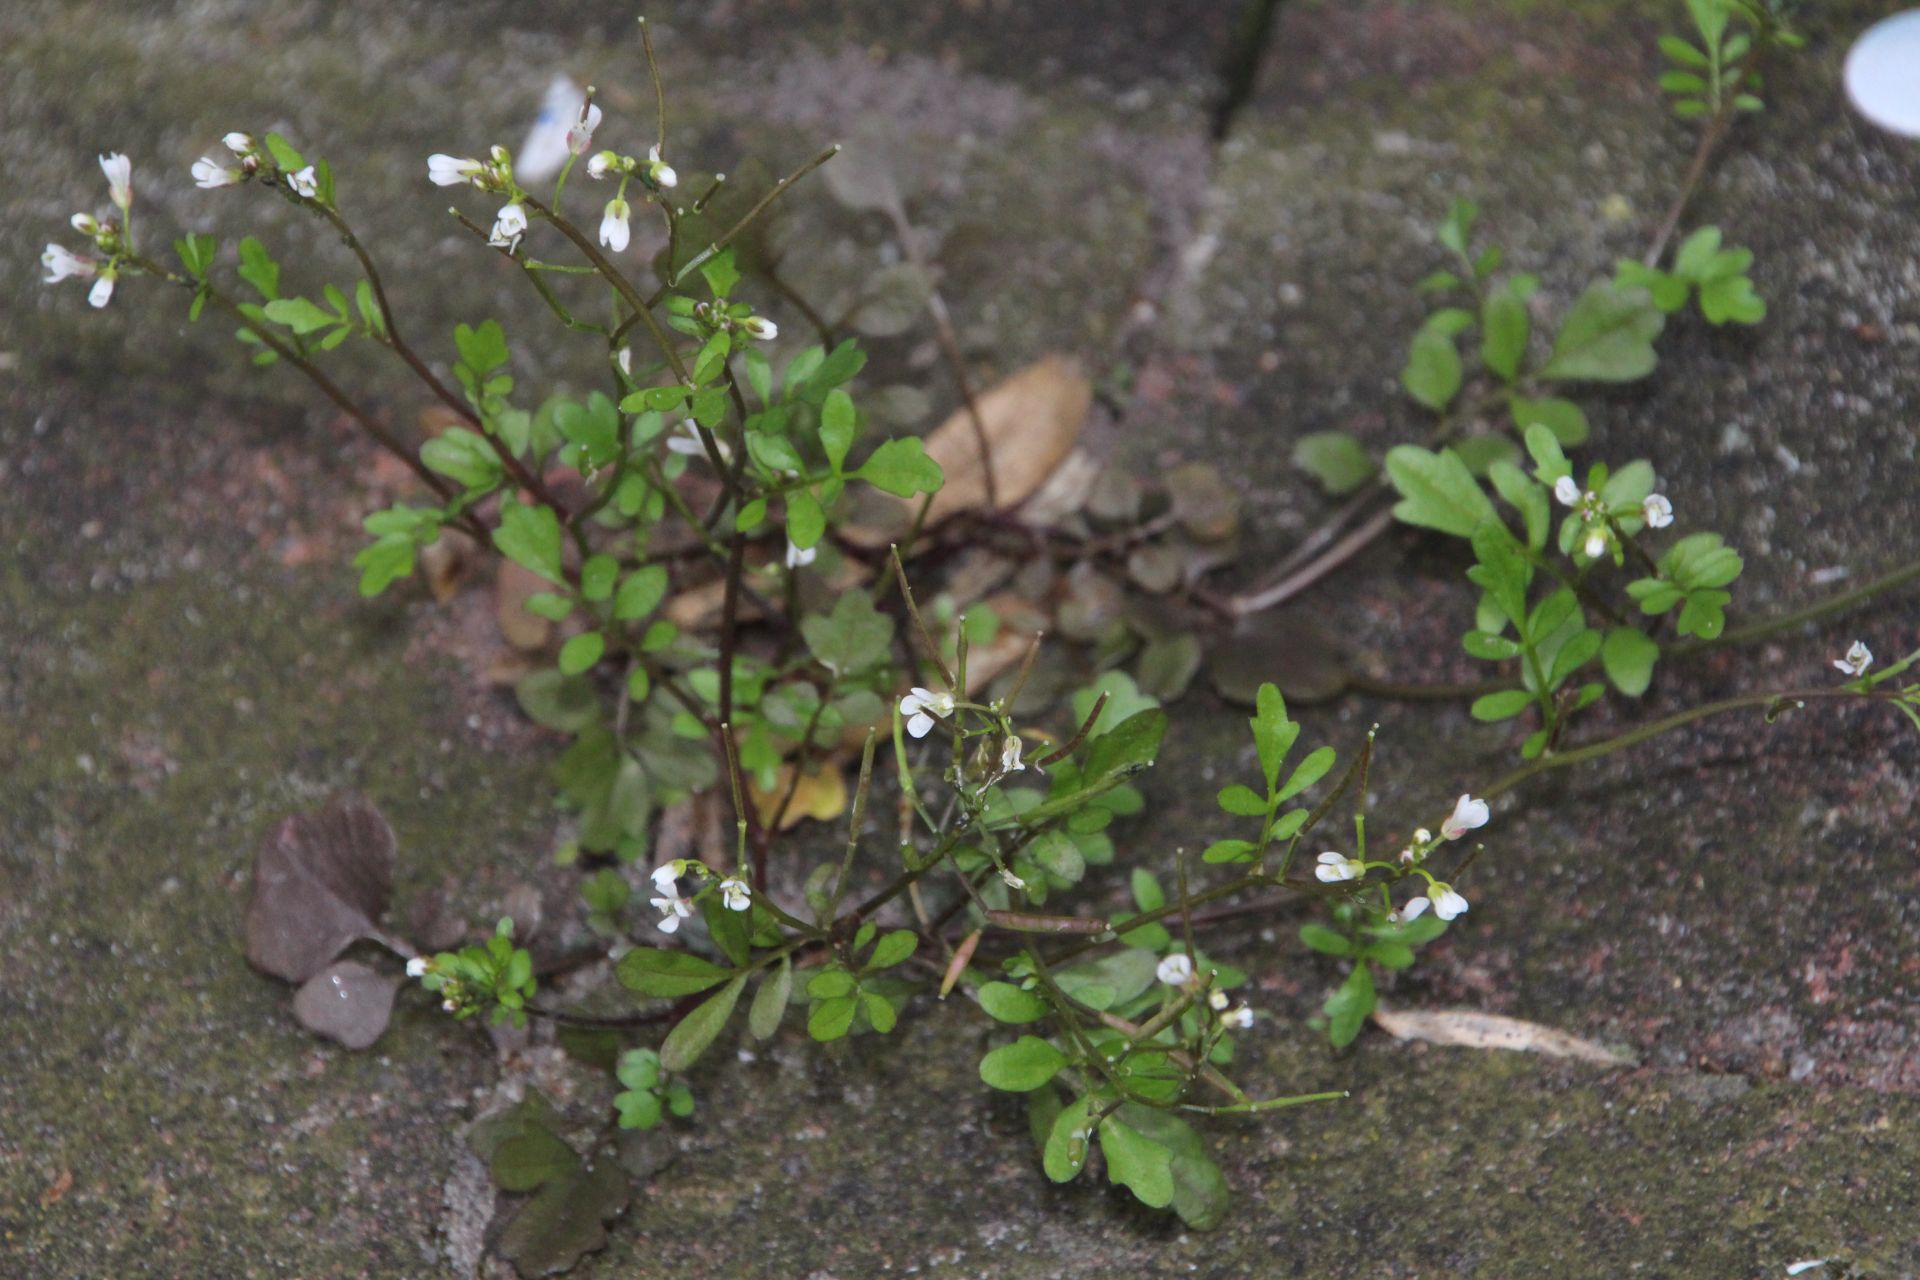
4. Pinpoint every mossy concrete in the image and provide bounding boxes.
[4,0,1917,1275]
